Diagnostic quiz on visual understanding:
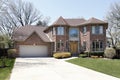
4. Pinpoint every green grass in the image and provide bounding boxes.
[0,58,15,80]
[67,58,120,78]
